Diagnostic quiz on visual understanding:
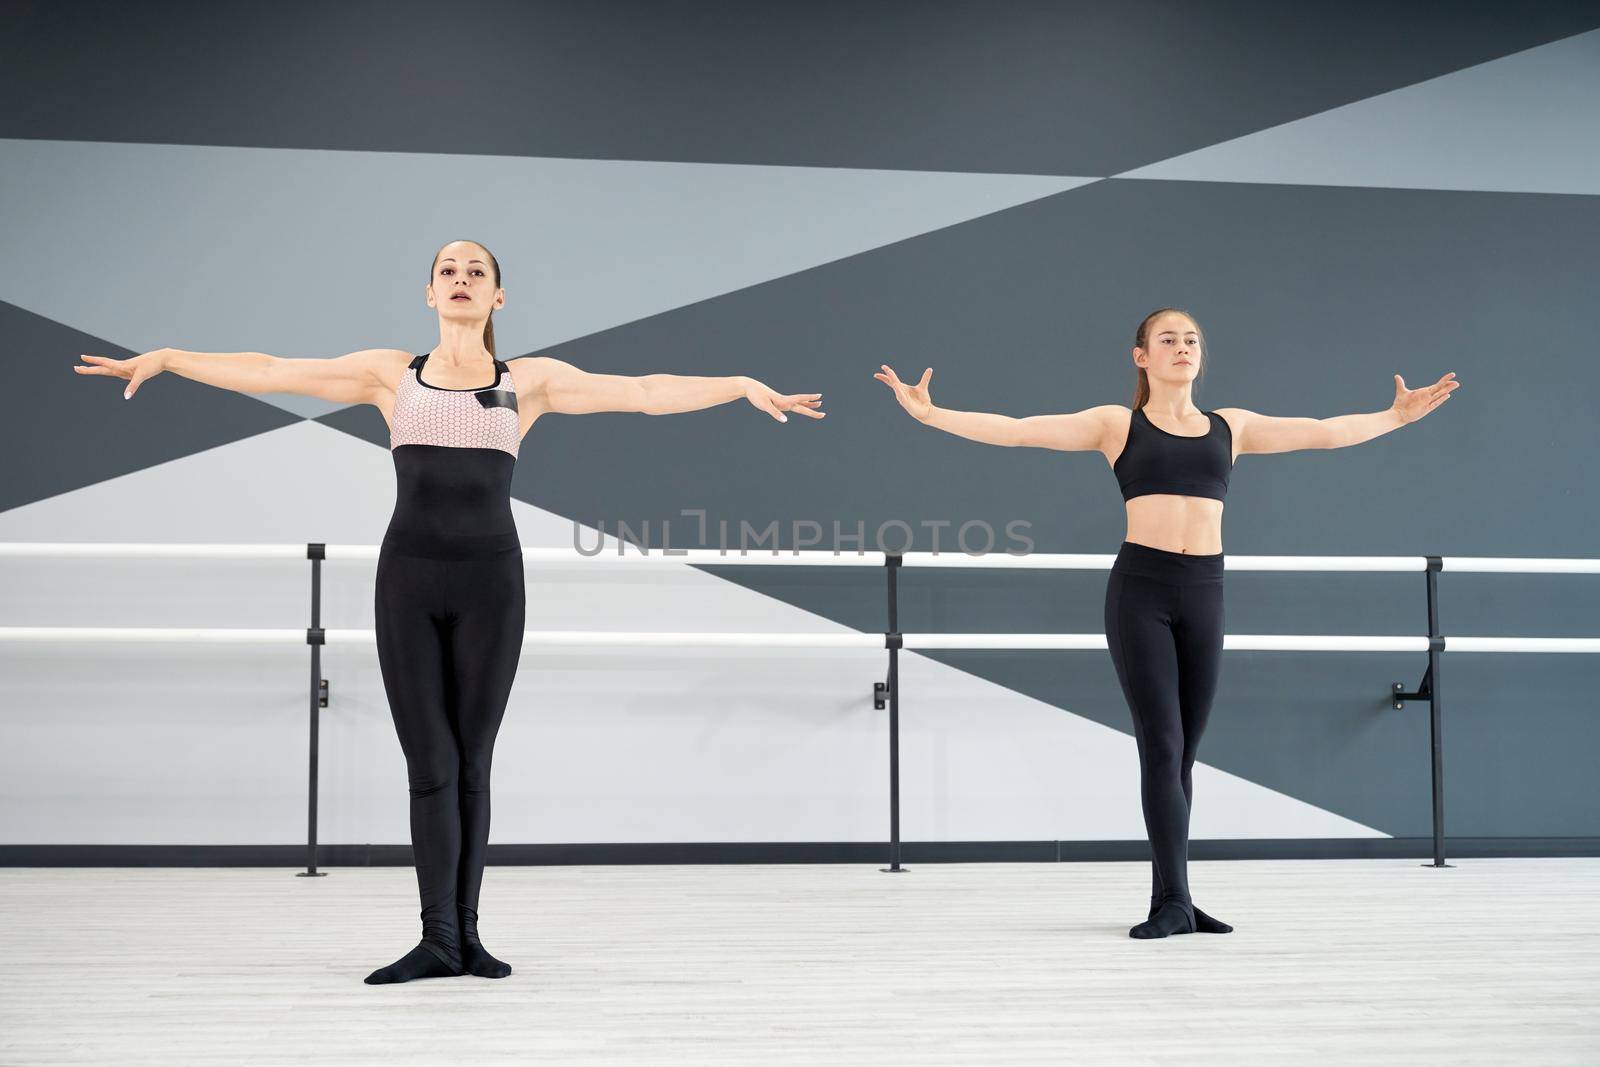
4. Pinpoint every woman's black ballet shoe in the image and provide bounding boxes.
[462,944,513,979]
[1149,901,1233,934]
[1129,901,1197,939]
[458,905,513,978]
[363,940,466,984]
